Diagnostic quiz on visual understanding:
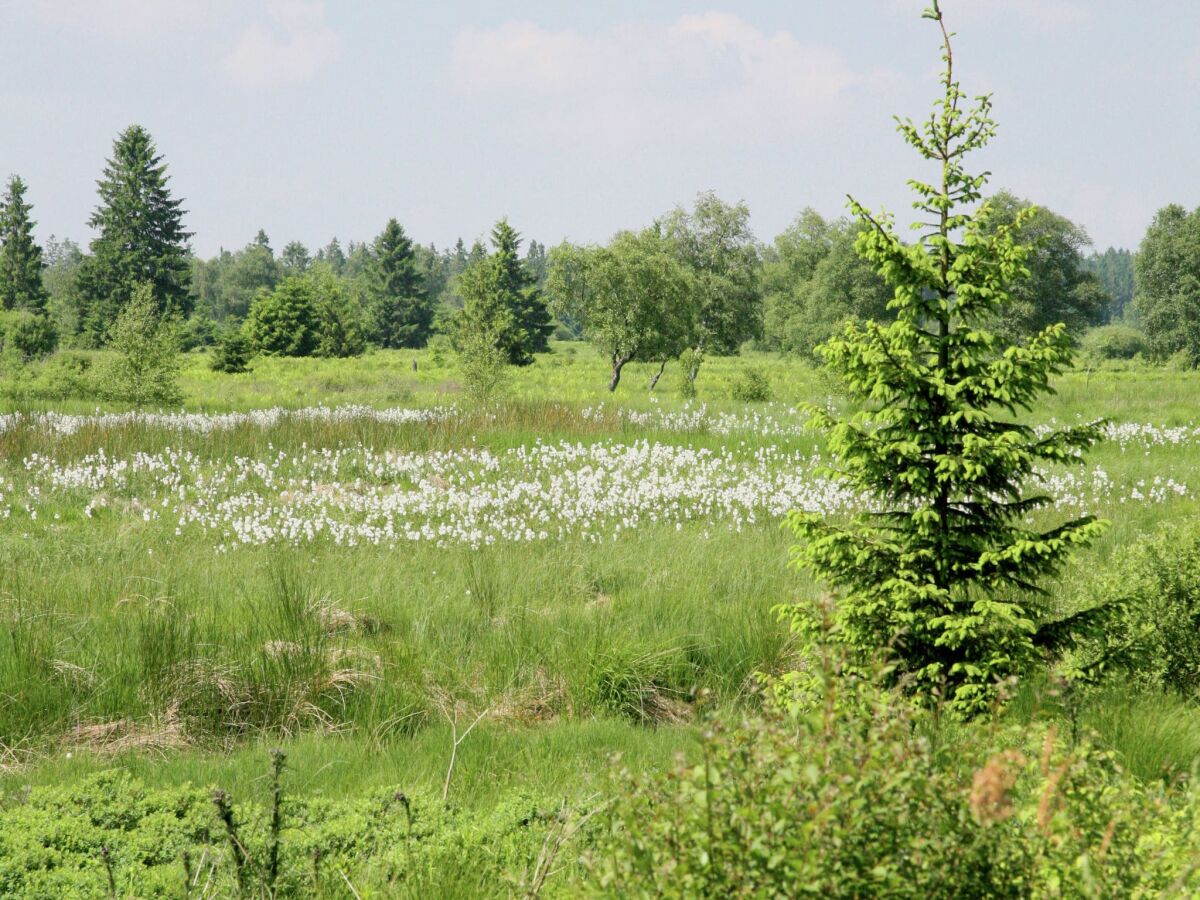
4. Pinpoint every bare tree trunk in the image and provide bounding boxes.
[609,353,633,392]
[648,358,668,391]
